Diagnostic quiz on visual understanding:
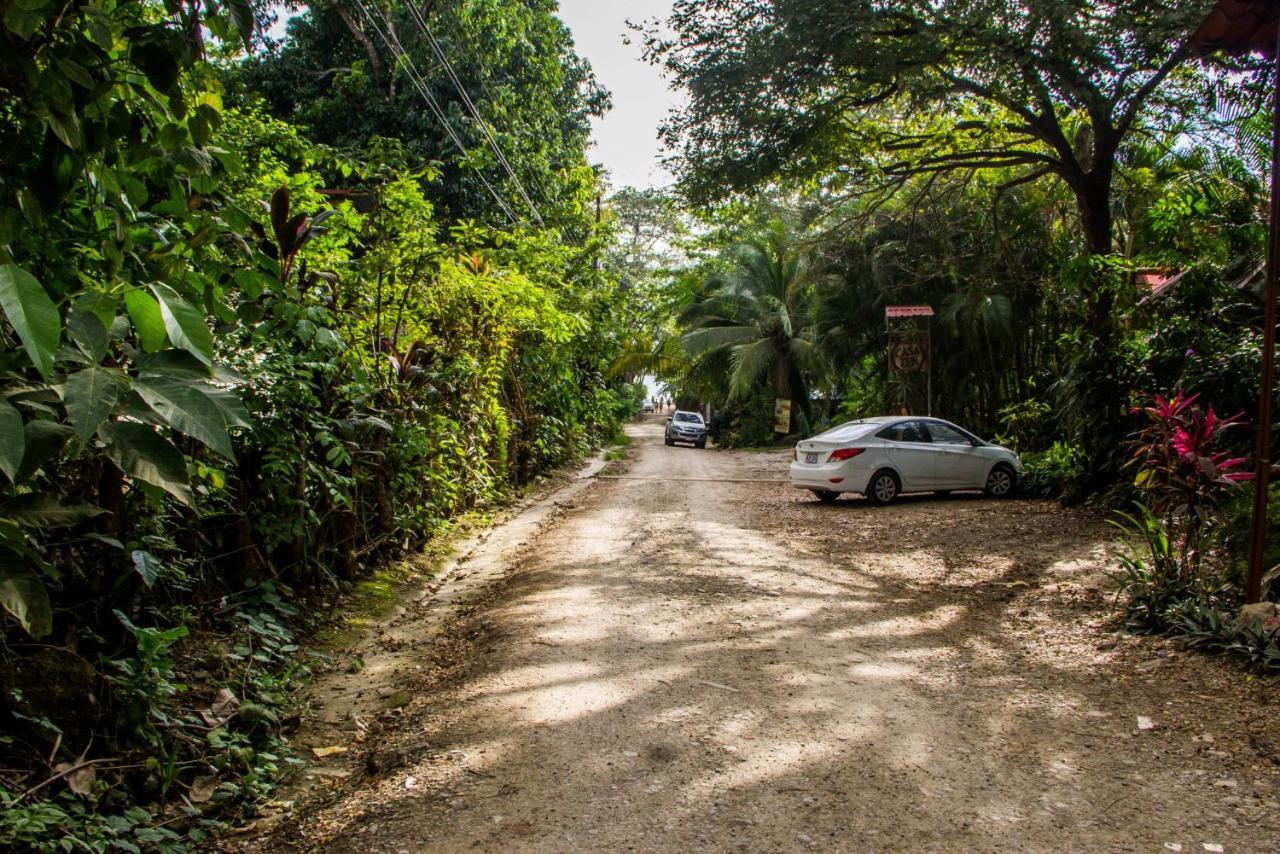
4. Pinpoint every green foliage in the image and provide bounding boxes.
[0,0,636,847]
[1019,443,1085,498]
[677,219,821,430]
[230,0,609,230]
